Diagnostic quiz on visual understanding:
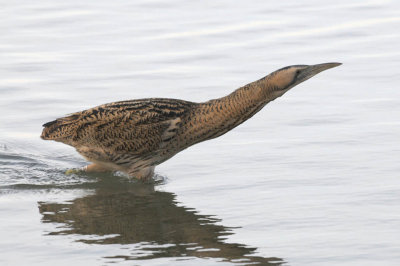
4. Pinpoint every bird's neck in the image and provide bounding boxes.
[191,76,280,141]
